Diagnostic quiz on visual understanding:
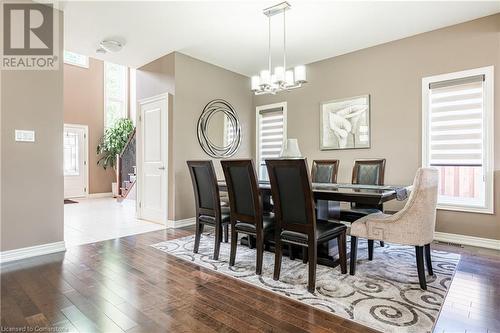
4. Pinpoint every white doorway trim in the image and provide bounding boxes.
[136,93,169,225]
[63,123,89,199]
